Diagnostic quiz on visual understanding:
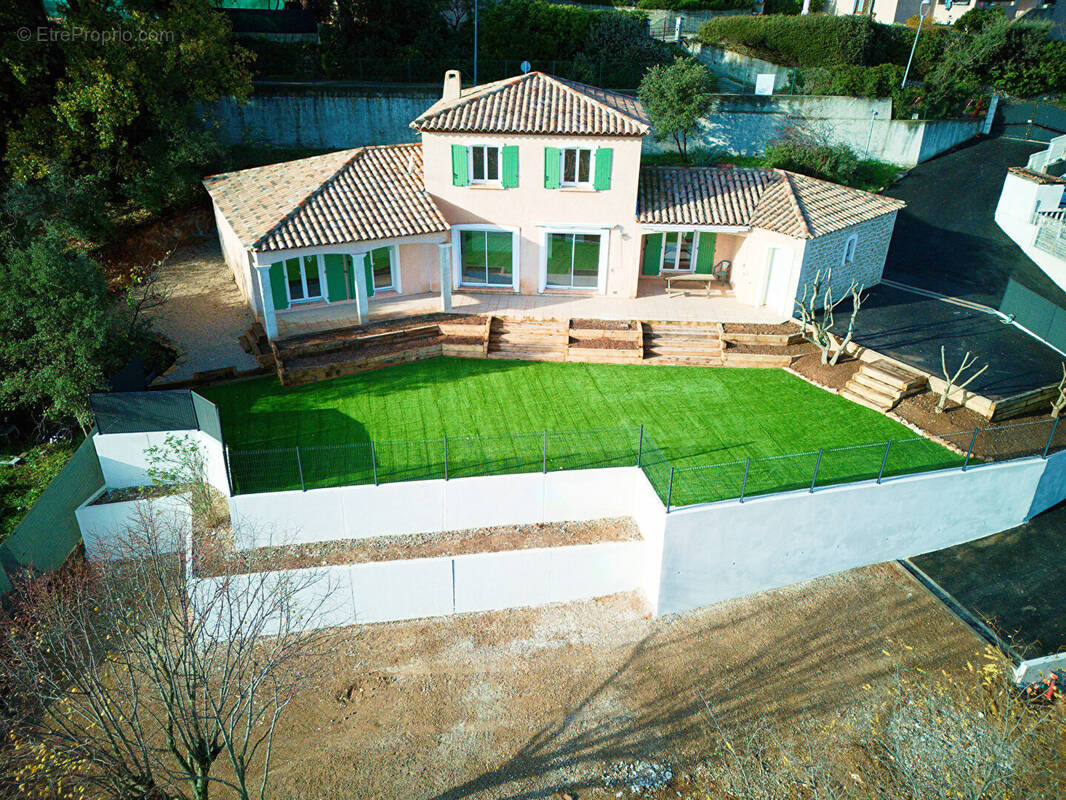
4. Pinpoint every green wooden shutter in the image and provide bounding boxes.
[593,147,613,191]
[344,255,356,297]
[641,234,663,276]
[451,144,469,187]
[363,252,374,298]
[268,261,289,310]
[544,147,561,189]
[323,253,349,301]
[695,232,717,274]
[501,145,519,188]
